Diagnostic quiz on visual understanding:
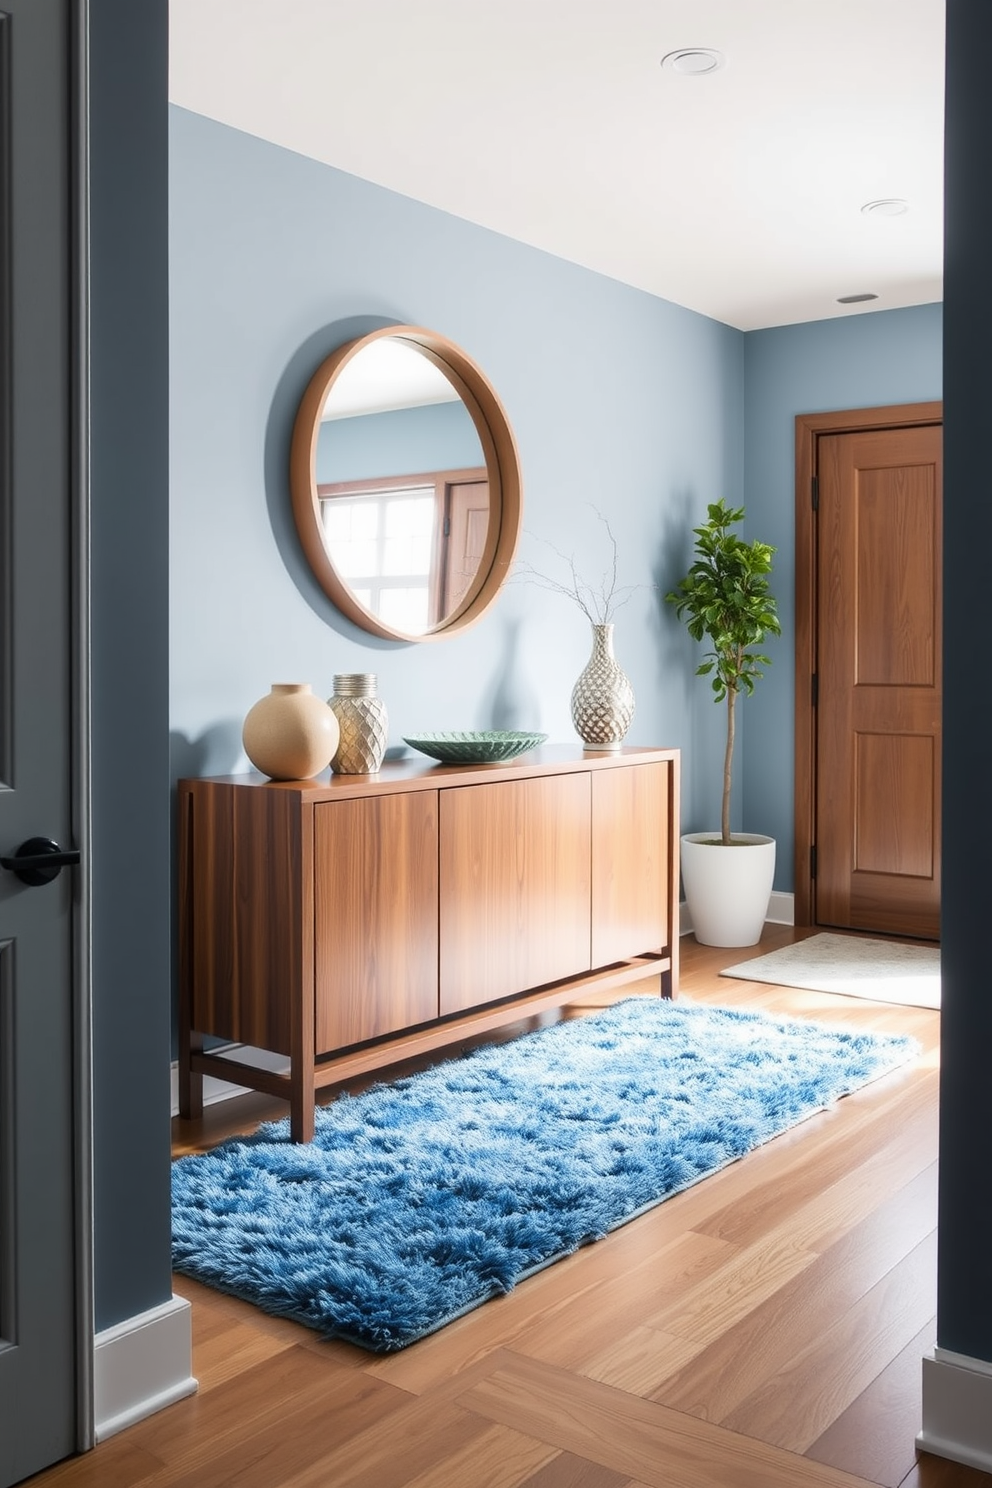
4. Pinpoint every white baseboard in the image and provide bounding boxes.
[94,1295,197,1442]
[679,891,795,938]
[171,1044,291,1118]
[766,890,795,925]
[918,1348,992,1472]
